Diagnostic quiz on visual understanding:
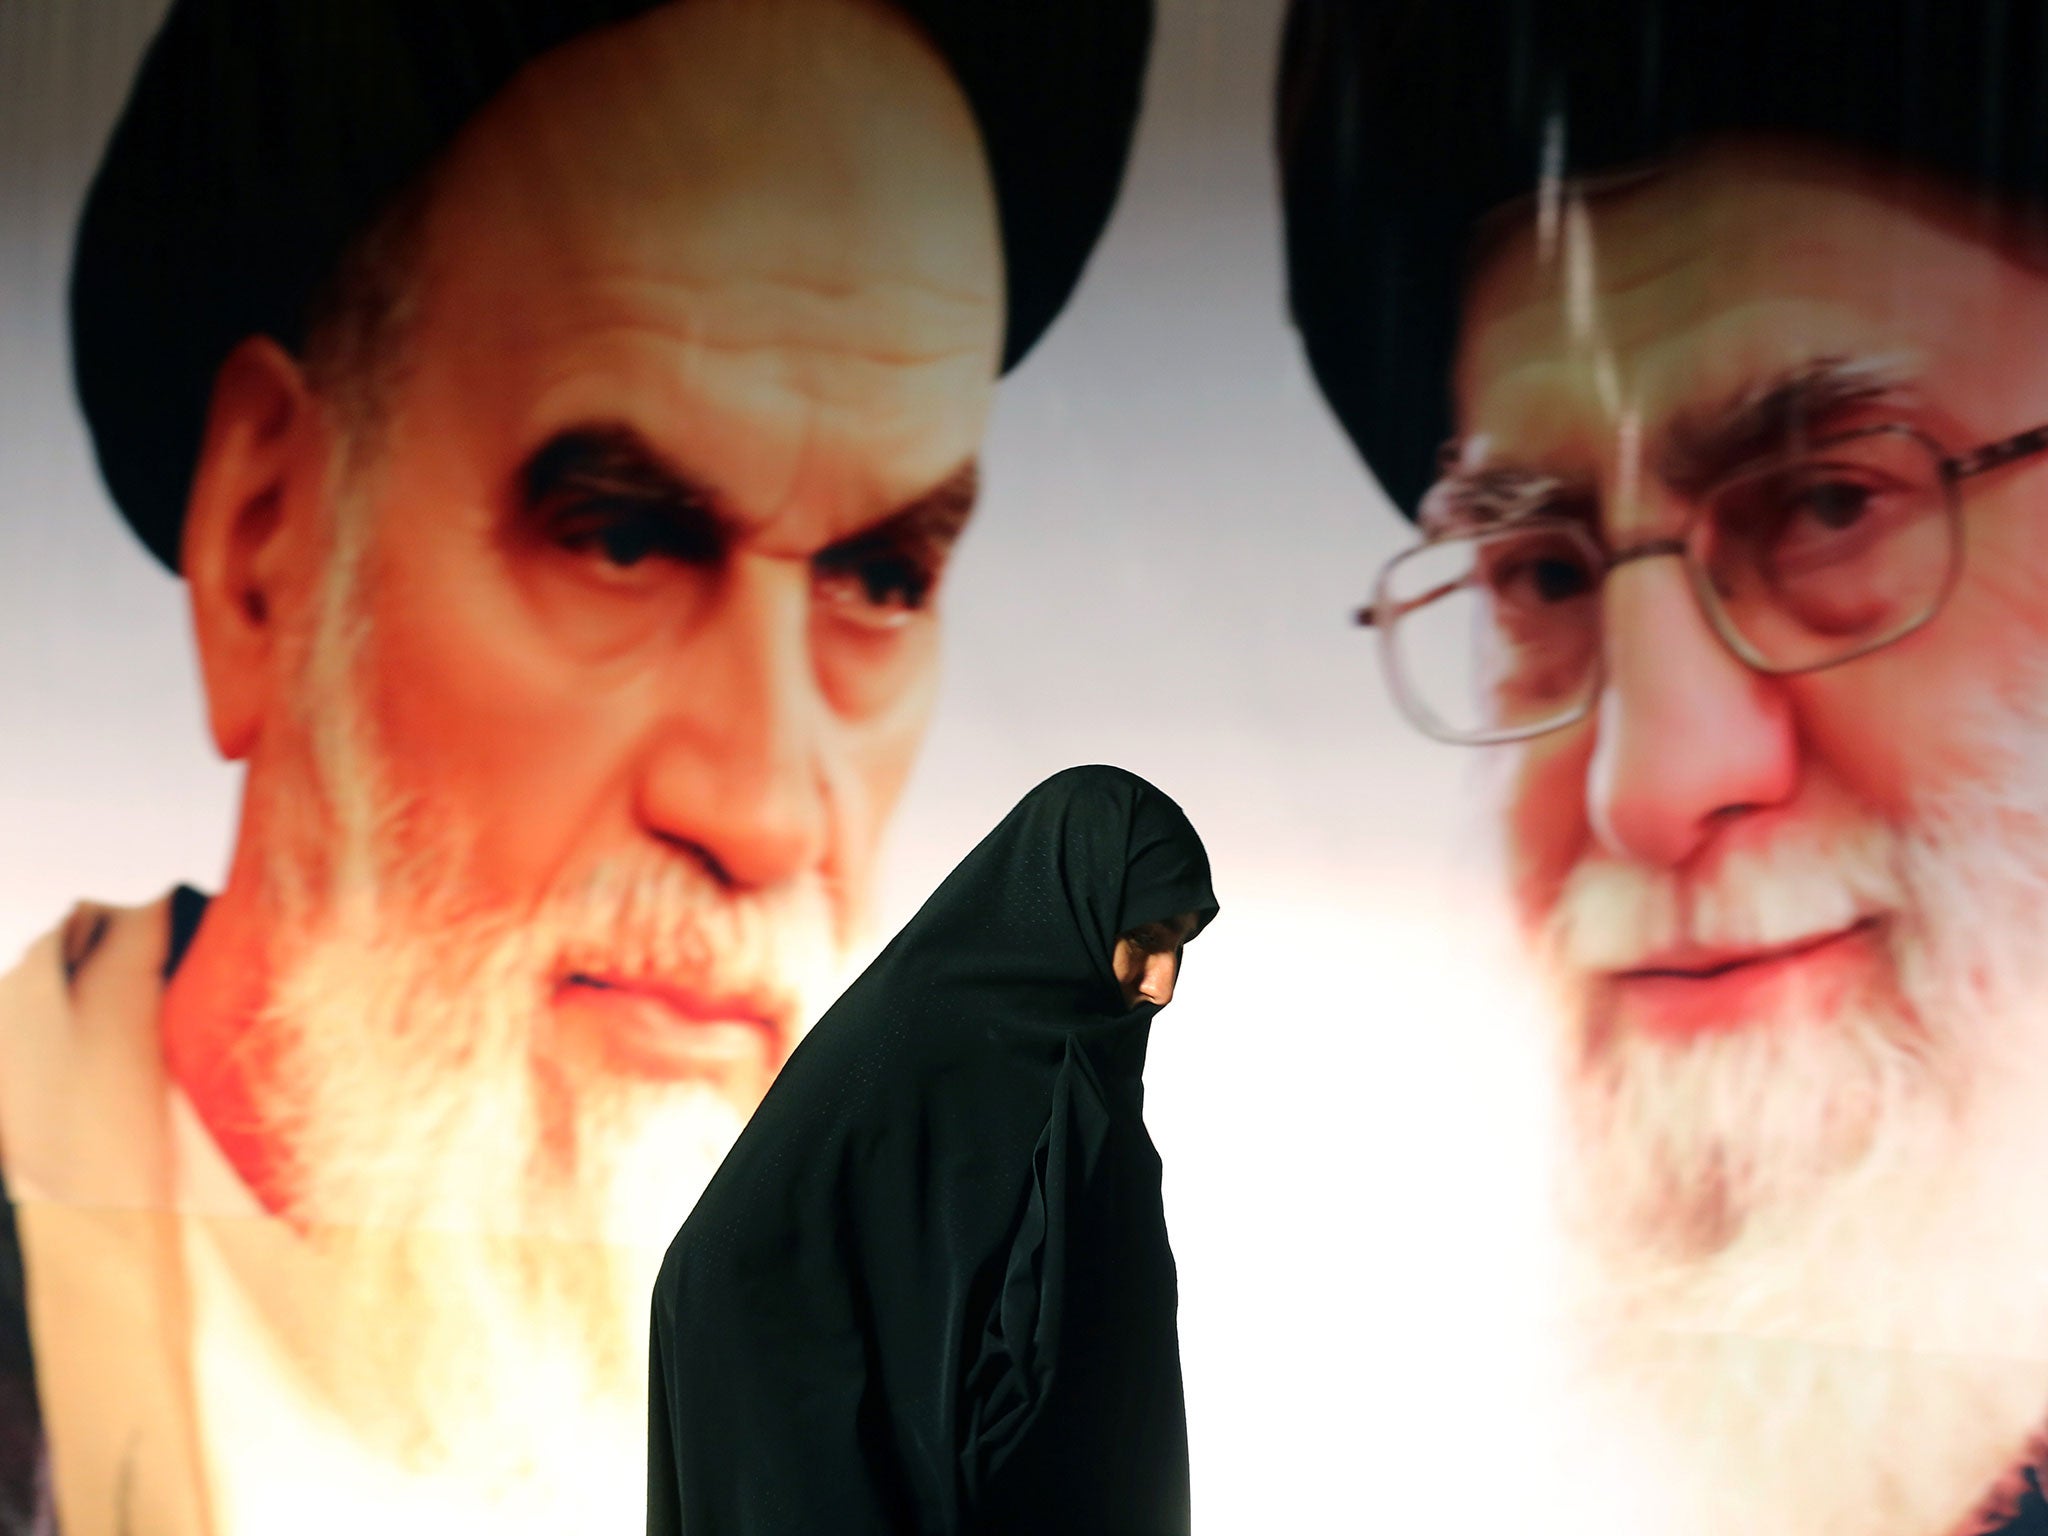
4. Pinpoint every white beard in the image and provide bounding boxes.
[1528,681,2048,1536]
[222,486,842,1515]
